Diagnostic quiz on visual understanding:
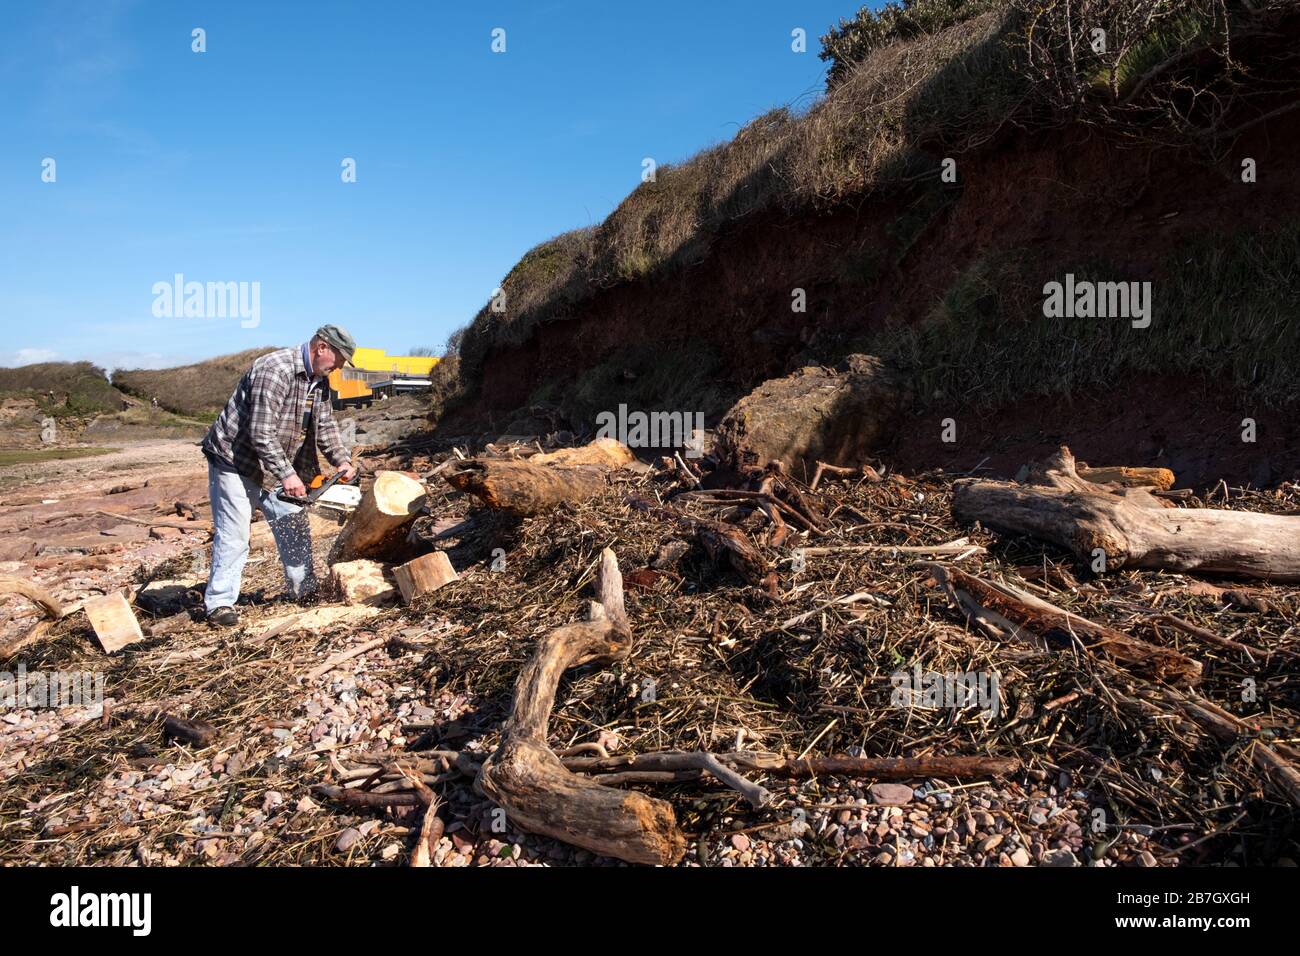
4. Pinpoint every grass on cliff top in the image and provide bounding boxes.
[451,6,1021,394]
